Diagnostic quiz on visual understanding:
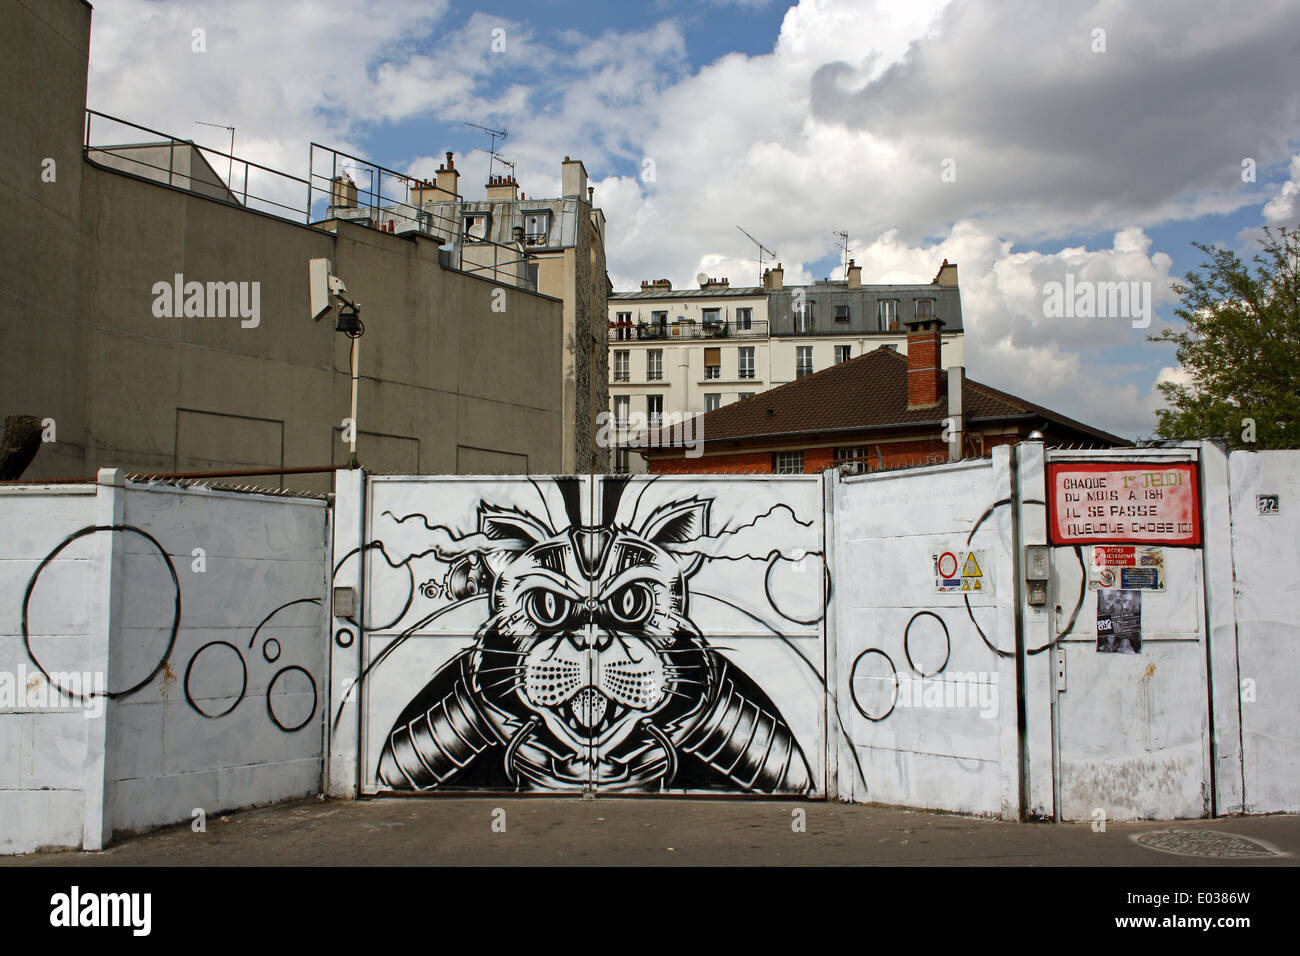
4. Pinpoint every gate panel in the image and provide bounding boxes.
[832,456,1016,816]
[350,474,825,796]
[1048,449,1210,821]
[1227,450,1300,813]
